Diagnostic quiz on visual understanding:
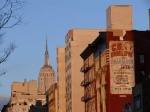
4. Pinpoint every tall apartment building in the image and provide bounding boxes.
[10,80,46,112]
[106,5,133,30]
[57,47,66,112]
[65,29,101,112]
[38,39,56,94]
